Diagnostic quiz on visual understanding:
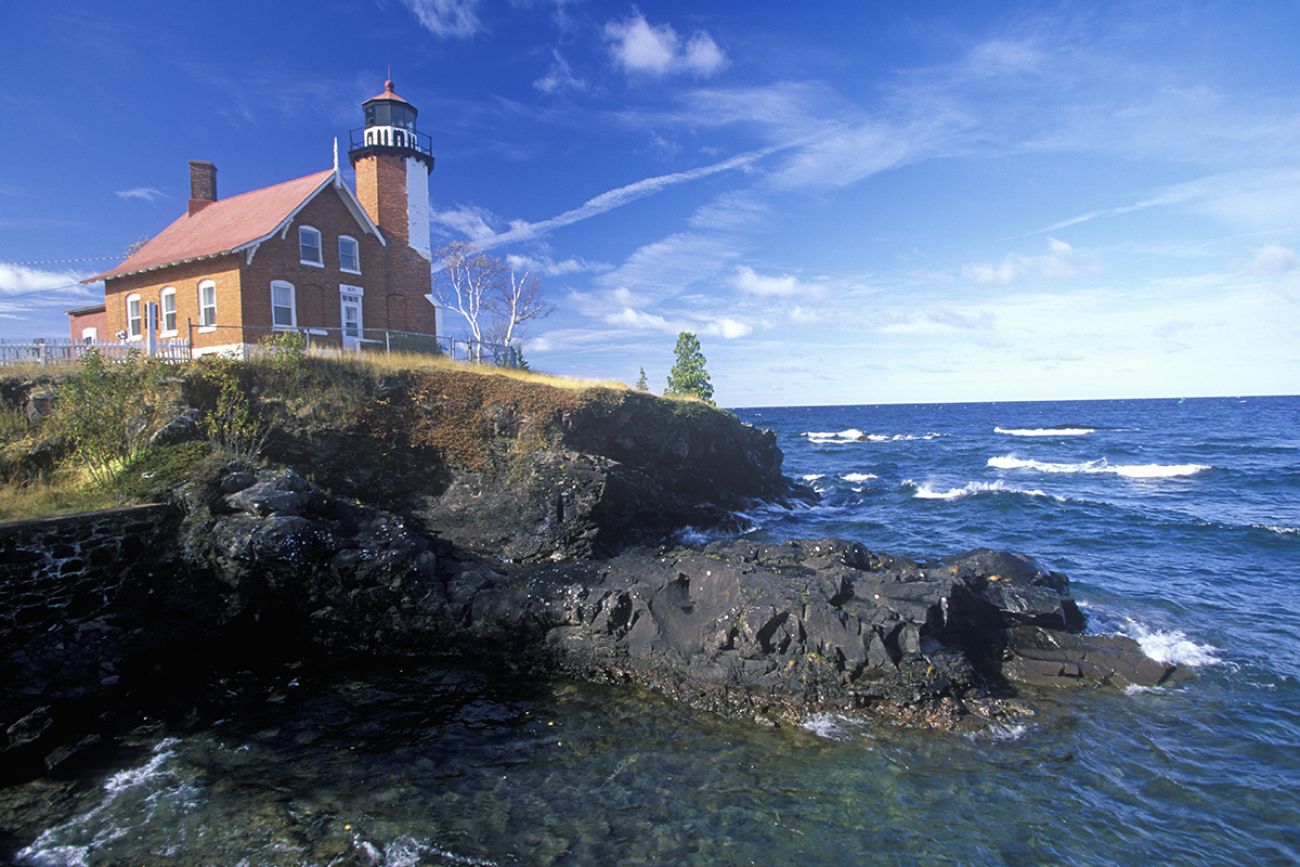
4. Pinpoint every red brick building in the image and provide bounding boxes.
[82,80,437,355]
